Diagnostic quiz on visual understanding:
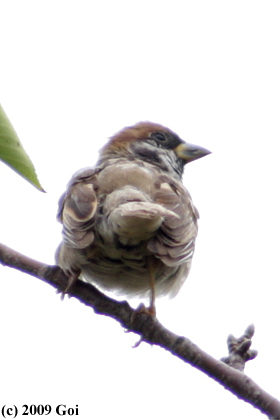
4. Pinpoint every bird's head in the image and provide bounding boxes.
[99,122,211,178]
